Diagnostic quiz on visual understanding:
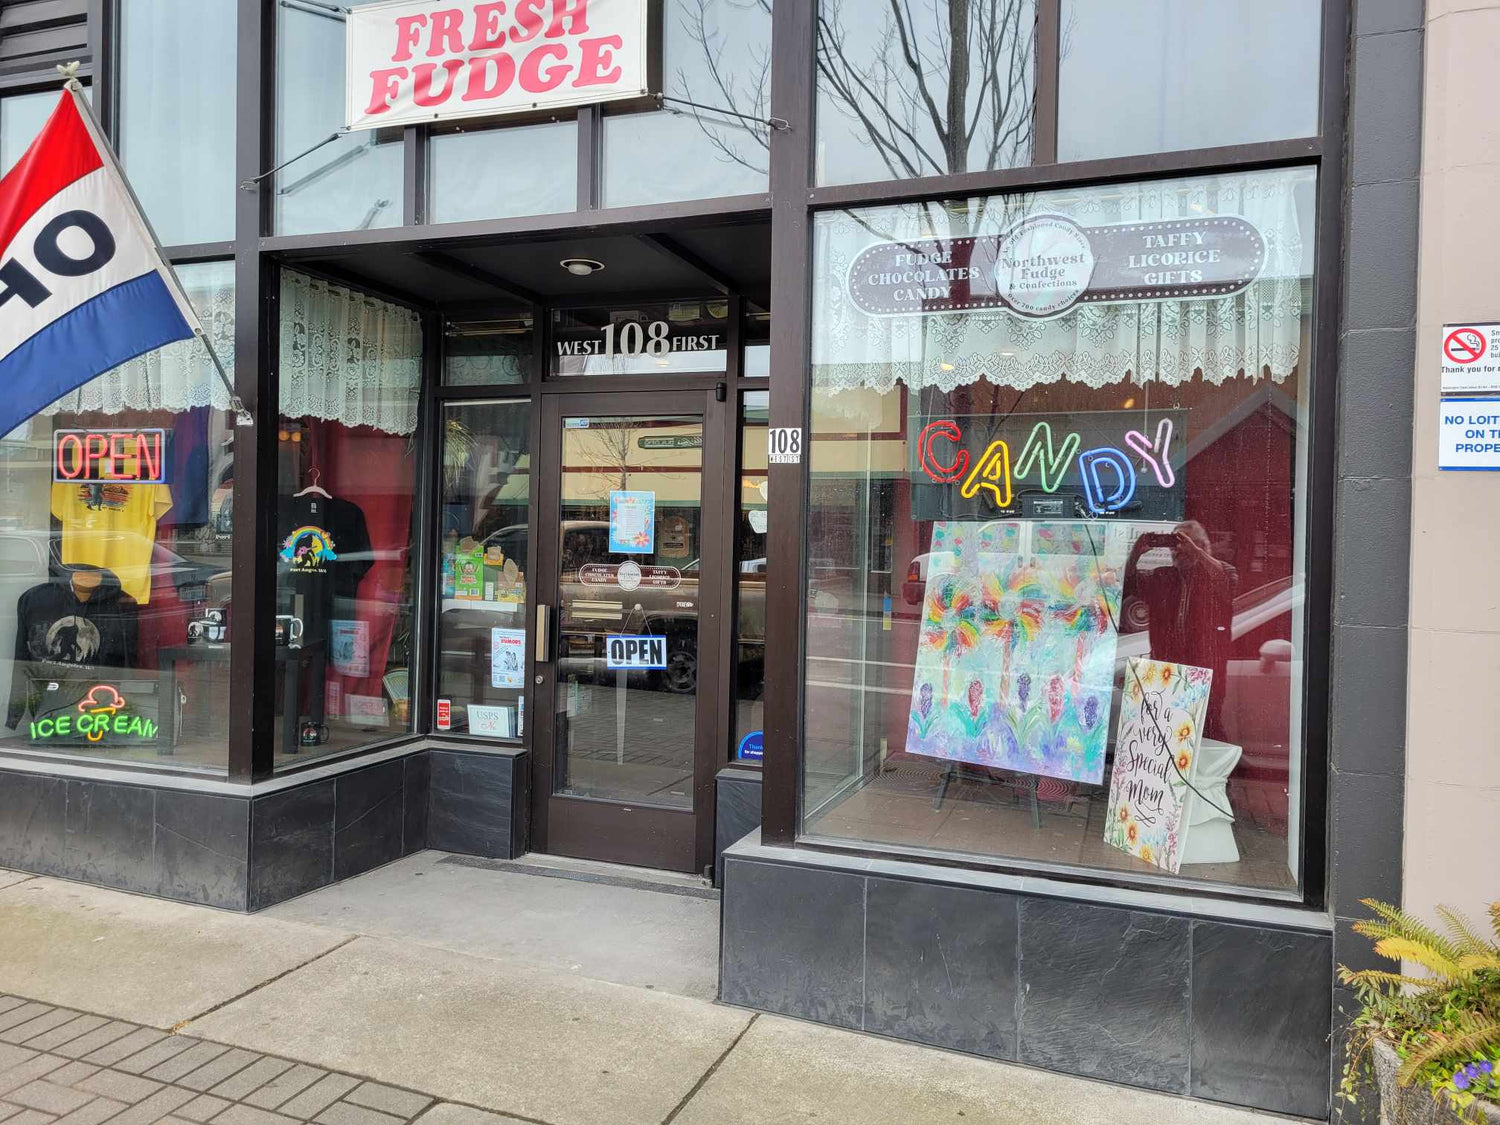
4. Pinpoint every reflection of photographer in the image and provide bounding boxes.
[1125,521,1237,739]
